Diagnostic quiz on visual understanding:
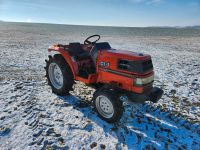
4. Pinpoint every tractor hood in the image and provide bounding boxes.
[100,49,151,61]
[98,49,153,75]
